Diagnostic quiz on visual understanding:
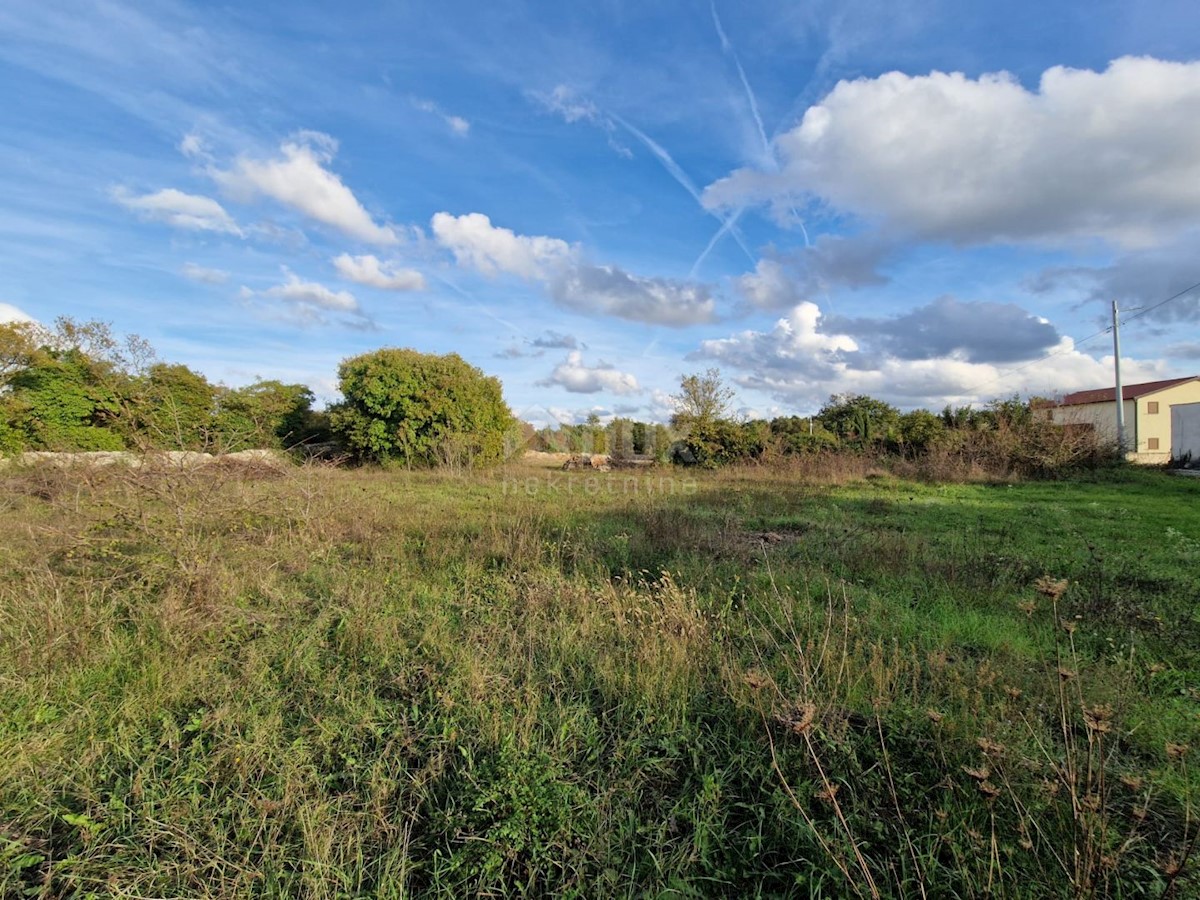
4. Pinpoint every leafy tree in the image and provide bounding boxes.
[330,348,515,466]
[671,368,734,432]
[214,380,320,450]
[4,348,126,450]
[817,394,899,447]
[131,363,216,450]
[769,416,839,454]
[897,409,945,455]
[631,421,648,455]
